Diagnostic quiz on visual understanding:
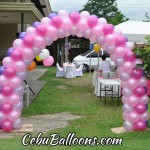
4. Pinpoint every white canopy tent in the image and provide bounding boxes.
[115,21,150,44]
